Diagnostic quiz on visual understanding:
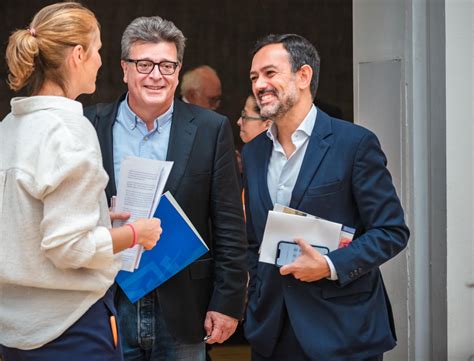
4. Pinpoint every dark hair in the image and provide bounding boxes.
[247,94,260,114]
[251,34,320,99]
